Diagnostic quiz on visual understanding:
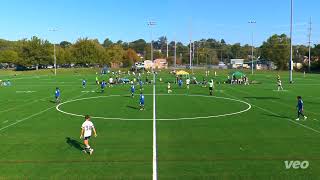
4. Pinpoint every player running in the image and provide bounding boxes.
[131,84,135,98]
[101,80,106,93]
[186,78,190,89]
[167,82,172,93]
[82,79,86,88]
[80,115,97,155]
[209,80,214,96]
[55,87,61,103]
[139,92,145,110]
[296,96,307,121]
